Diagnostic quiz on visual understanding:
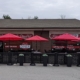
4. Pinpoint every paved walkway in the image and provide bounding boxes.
[0,64,80,80]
